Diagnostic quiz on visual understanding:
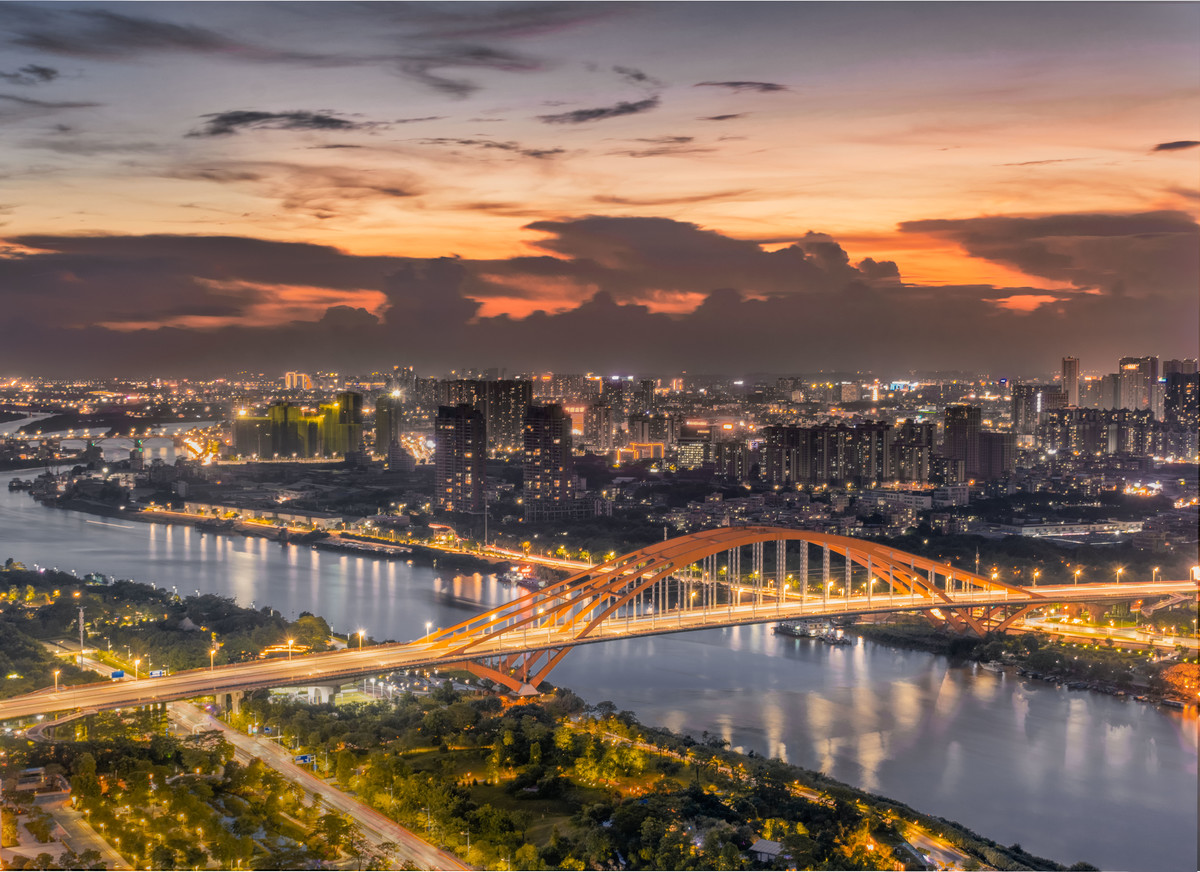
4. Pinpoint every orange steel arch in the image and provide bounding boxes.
[428,526,1044,692]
